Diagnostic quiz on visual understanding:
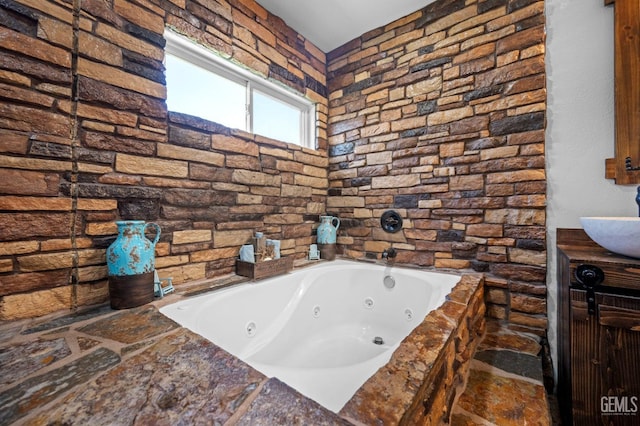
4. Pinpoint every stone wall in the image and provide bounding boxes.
[326,0,547,334]
[0,0,328,320]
